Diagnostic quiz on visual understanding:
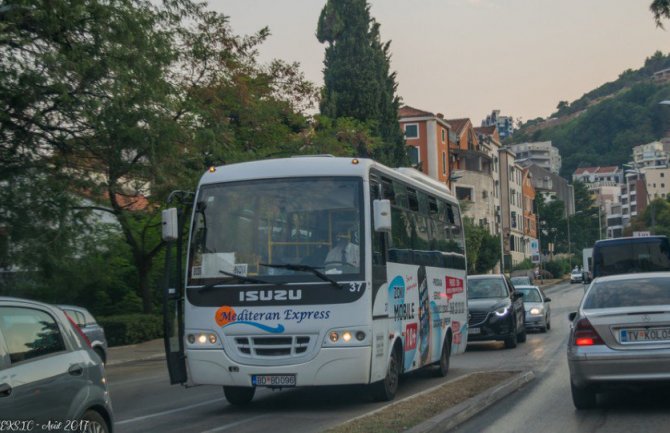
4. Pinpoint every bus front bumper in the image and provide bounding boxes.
[186,346,372,387]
